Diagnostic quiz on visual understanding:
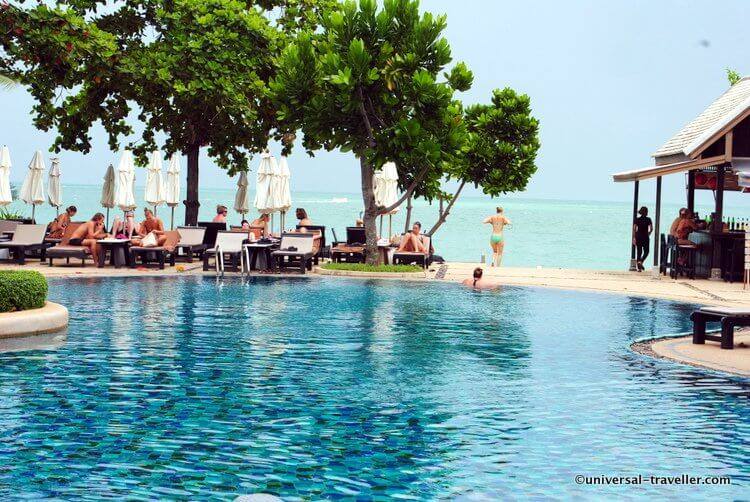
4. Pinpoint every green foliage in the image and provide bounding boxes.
[459,88,540,196]
[0,0,331,173]
[0,271,48,313]
[272,0,471,194]
[0,207,25,220]
[321,262,422,273]
[727,68,742,86]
